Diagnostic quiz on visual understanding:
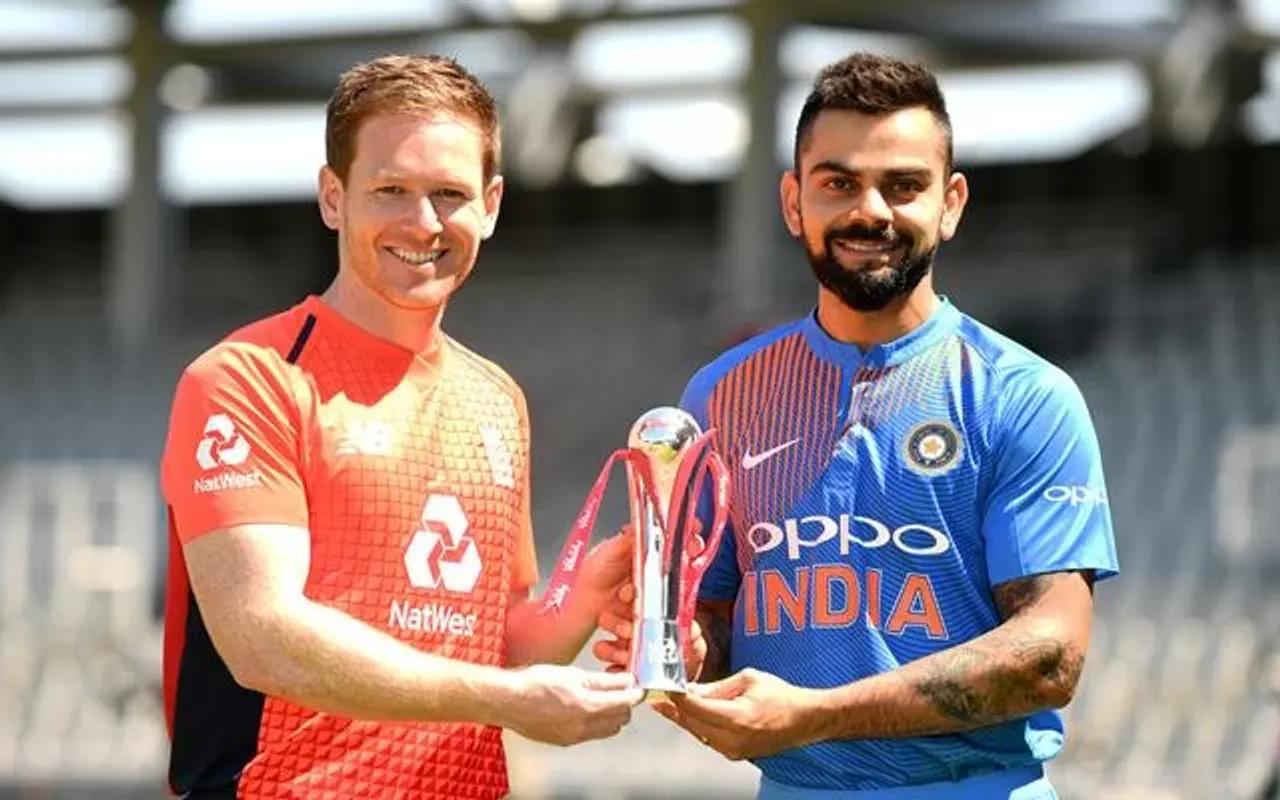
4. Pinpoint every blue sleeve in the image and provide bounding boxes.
[982,366,1119,586]
[679,367,741,604]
